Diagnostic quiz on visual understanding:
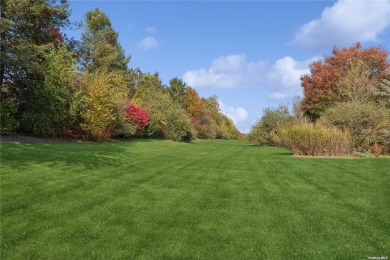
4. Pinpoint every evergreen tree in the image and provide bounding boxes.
[0,0,71,133]
[80,8,130,73]
[374,69,390,108]
[167,77,189,105]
